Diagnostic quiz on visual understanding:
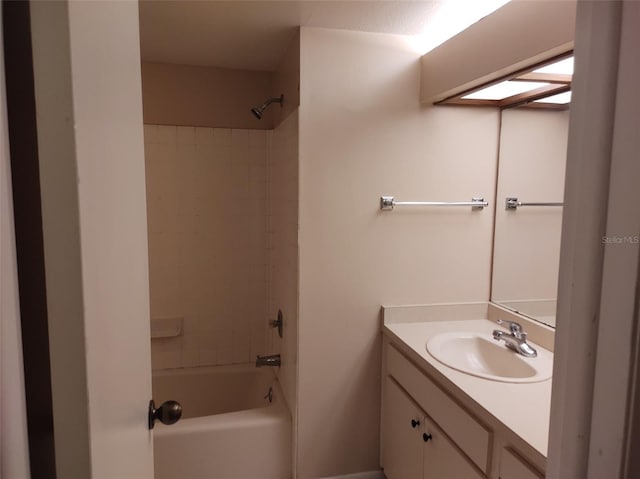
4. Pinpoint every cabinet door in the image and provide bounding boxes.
[499,448,543,479]
[422,415,485,479]
[382,377,423,479]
